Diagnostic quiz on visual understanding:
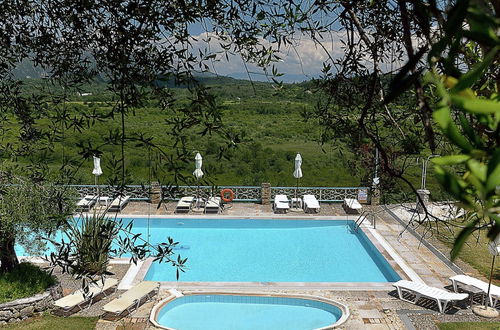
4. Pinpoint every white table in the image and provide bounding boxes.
[98,196,110,208]
[291,197,302,209]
